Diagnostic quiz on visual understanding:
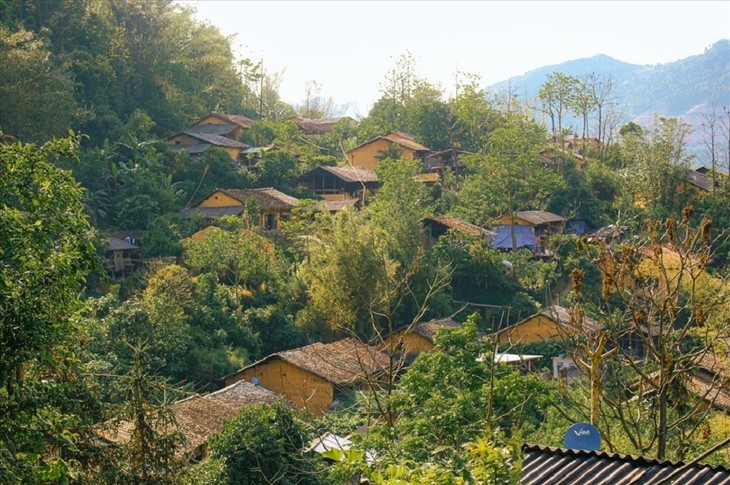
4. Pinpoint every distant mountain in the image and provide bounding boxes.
[488,39,730,145]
